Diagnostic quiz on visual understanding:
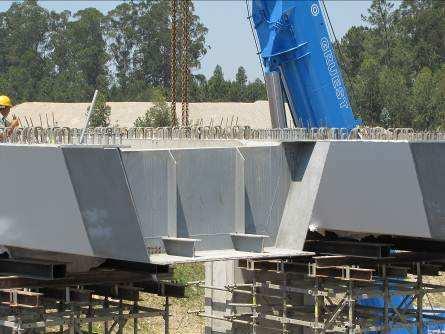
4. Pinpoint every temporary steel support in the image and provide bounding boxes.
[99,259,170,274]
[0,258,66,280]
[164,296,170,334]
[417,263,423,333]
[383,264,389,334]
[0,265,184,334]
[0,296,165,333]
[0,268,170,289]
[200,256,445,333]
[305,240,392,258]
